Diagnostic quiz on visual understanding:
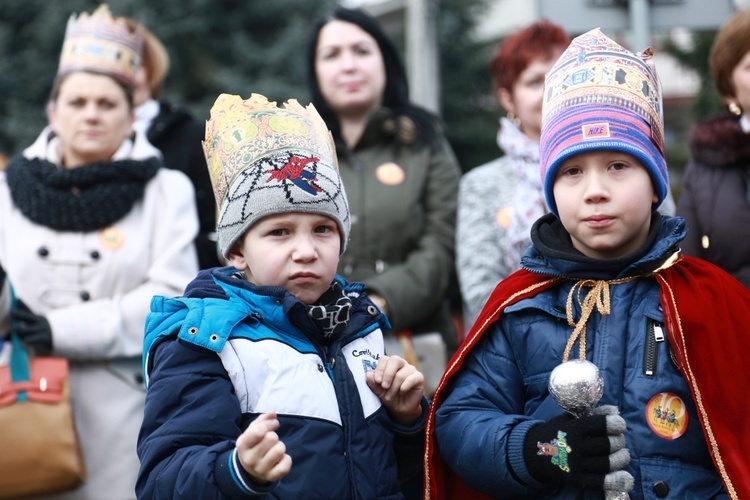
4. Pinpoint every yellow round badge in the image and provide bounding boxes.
[645,392,689,440]
[99,227,125,250]
[495,206,512,229]
[375,162,405,186]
